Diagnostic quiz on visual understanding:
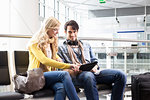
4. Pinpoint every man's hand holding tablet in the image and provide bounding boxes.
[79,61,98,71]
